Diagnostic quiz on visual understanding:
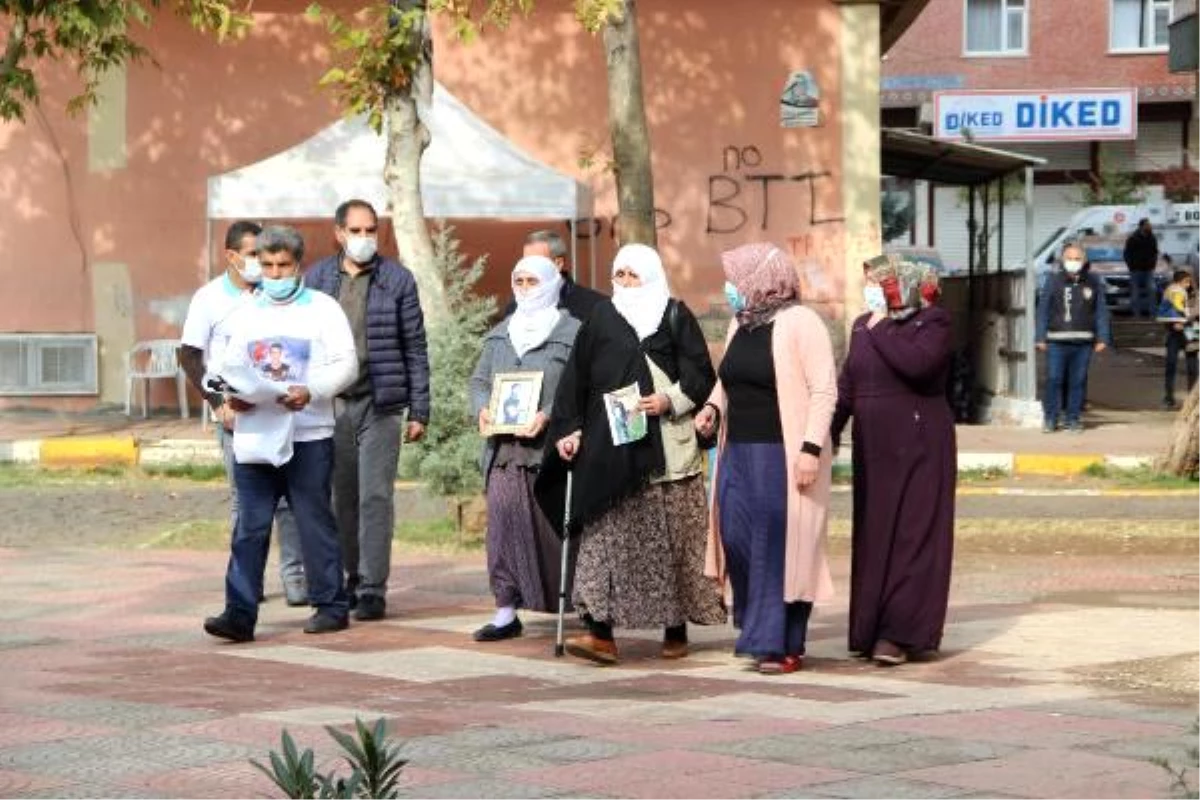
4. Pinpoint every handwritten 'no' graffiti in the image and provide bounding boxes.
[707,145,845,234]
